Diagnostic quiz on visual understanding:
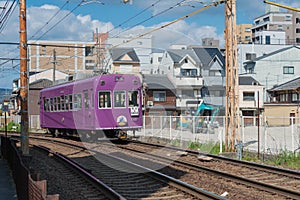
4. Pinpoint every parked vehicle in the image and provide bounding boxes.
[177,99,220,133]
